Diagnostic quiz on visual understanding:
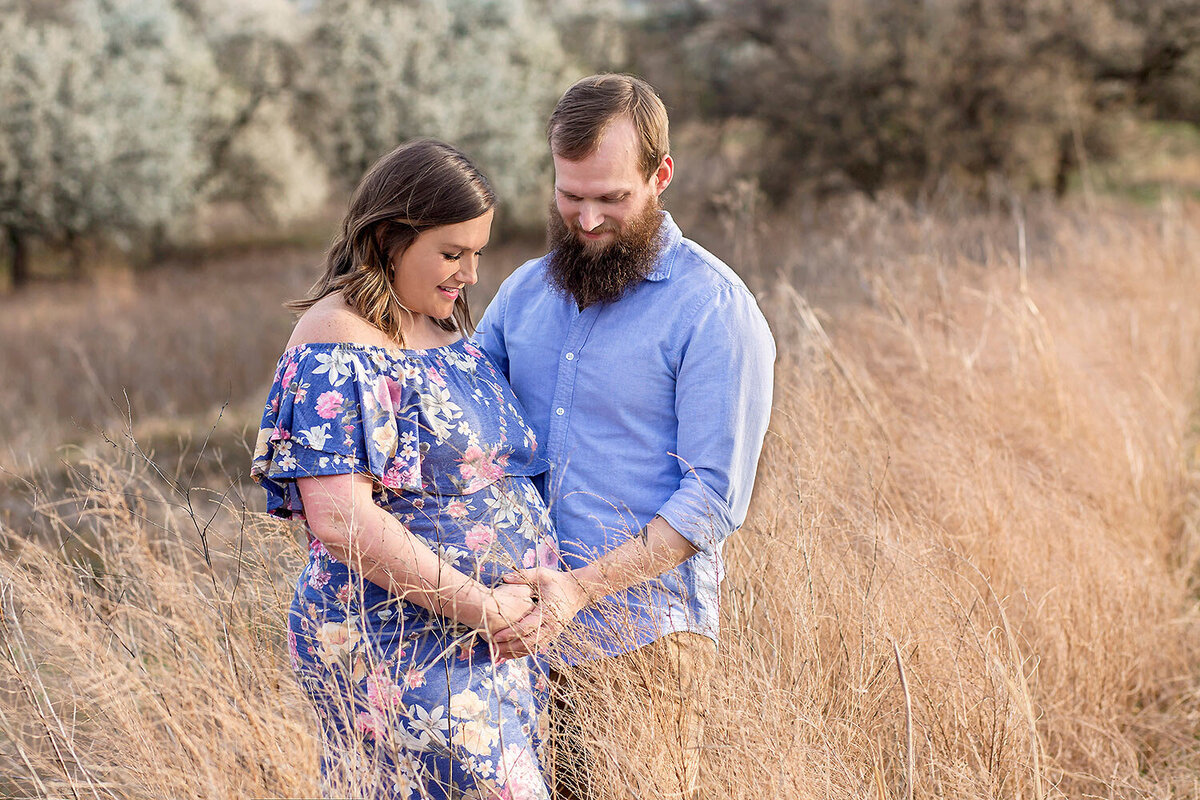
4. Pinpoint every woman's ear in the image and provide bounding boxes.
[373,225,390,264]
